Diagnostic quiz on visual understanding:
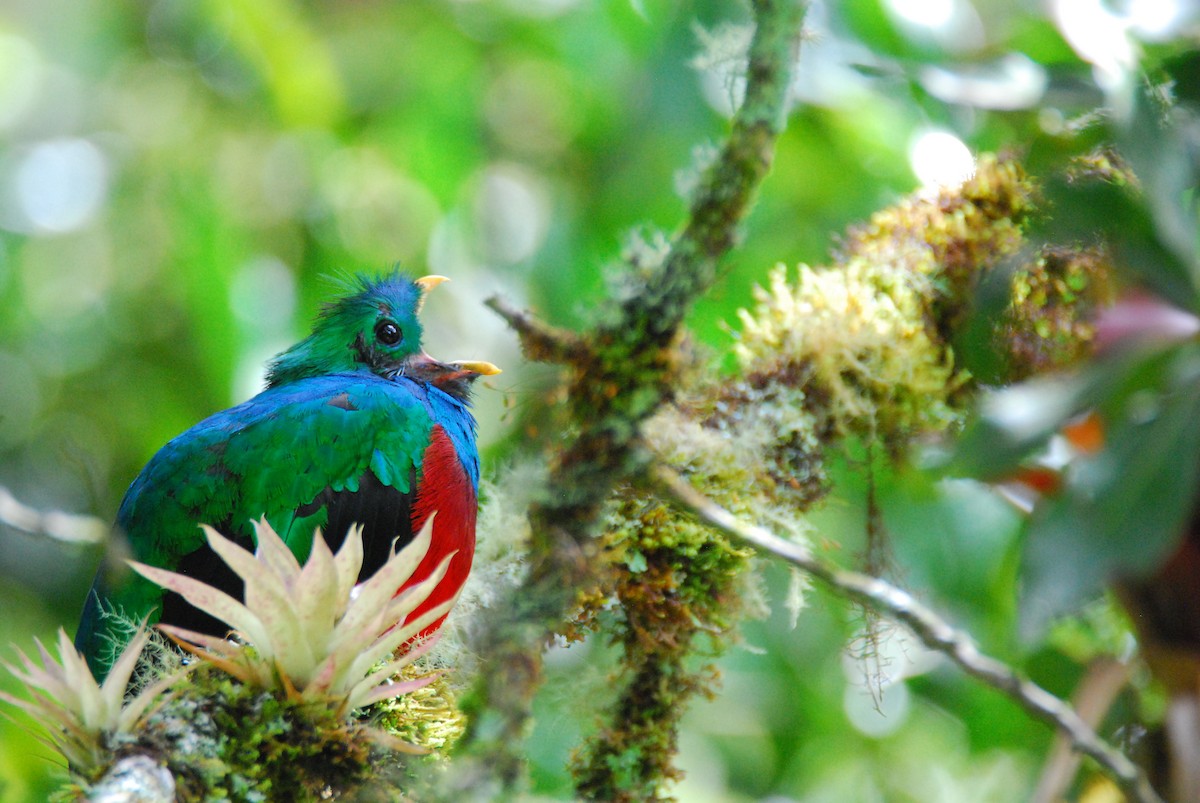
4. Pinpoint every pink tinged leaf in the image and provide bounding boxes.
[28,640,81,713]
[7,644,76,715]
[349,672,440,711]
[1094,291,1200,352]
[337,552,456,671]
[0,676,57,722]
[129,561,272,651]
[322,606,395,693]
[348,593,458,682]
[332,524,365,604]
[246,519,301,580]
[338,515,436,638]
[116,678,173,734]
[345,632,443,710]
[0,688,61,725]
[293,528,341,653]
[247,599,314,682]
[99,624,152,726]
[53,633,100,725]
[1,680,92,746]
[156,626,256,685]
[204,525,294,622]
[301,652,341,699]
[6,694,80,754]
[0,693,93,767]
[375,550,458,637]
[154,625,241,657]
[329,588,412,663]
[215,523,322,674]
